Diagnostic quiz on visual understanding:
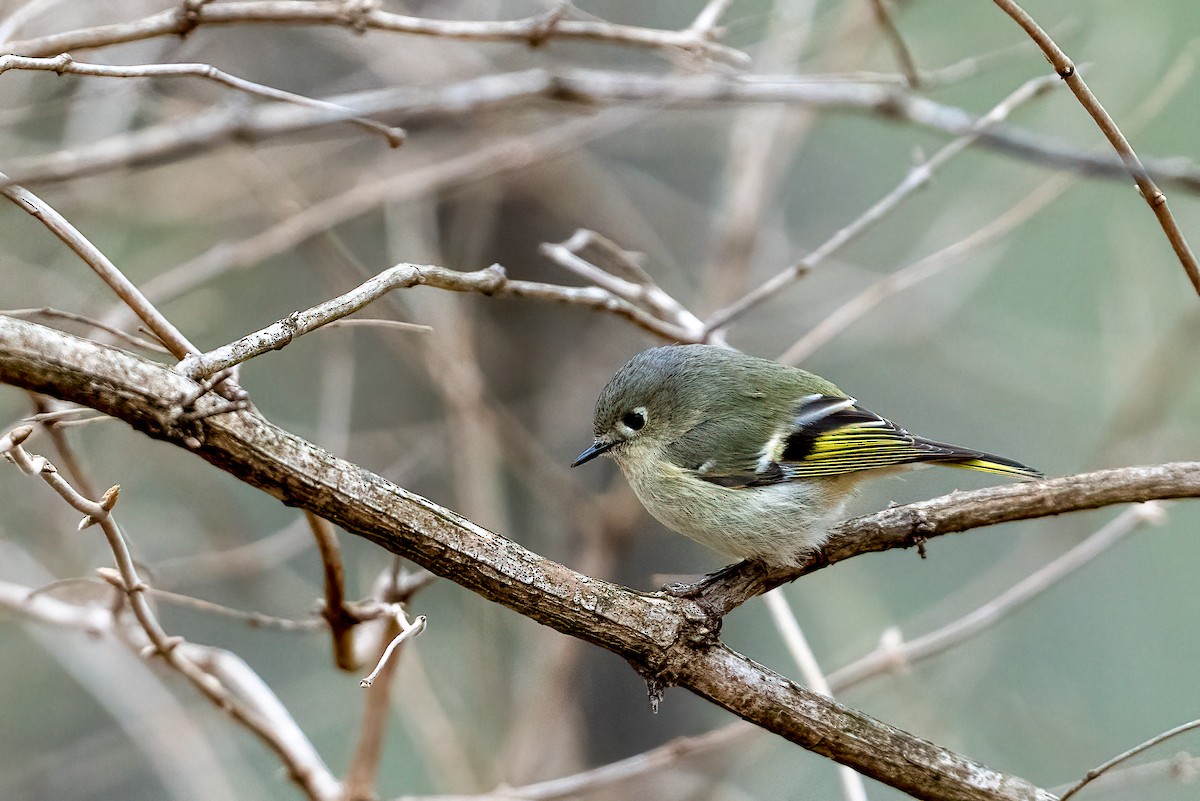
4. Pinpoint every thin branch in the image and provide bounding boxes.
[1059,718,1200,800]
[780,38,1200,364]
[359,610,426,688]
[792,18,1082,90]
[540,230,706,339]
[703,72,1059,333]
[3,1,750,65]
[1052,752,1200,798]
[2,307,168,353]
[324,319,432,334]
[21,406,97,425]
[155,515,314,586]
[778,171,1073,363]
[28,393,101,500]
[0,53,403,144]
[764,589,868,801]
[123,113,640,313]
[413,275,512,532]
[173,263,691,380]
[543,70,1200,194]
[686,0,737,39]
[5,69,1200,195]
[344,615,402,801]
[868,0,920,88]
[993,0,1200,295]
[2,425,340,801]
[0,578,114,634]
[1,176,200,362]
[306,510,361,670]
[1,546,243,801]
[146,587,326,632]
[471,724,756,801]
[344,568,429,801]
[827,503,1162,691]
